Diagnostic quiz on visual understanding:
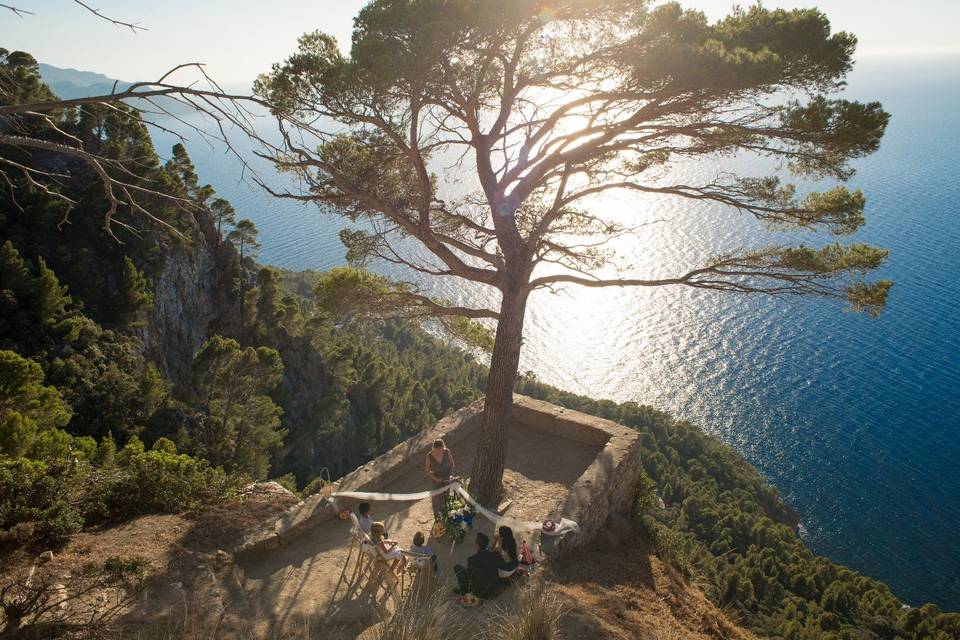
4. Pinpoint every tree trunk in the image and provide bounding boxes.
[469,284,529,506]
